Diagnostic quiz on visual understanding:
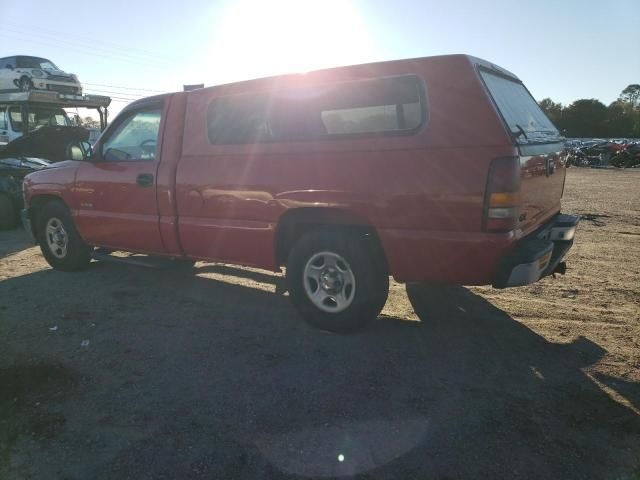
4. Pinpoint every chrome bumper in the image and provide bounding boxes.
[493,214,581,288]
